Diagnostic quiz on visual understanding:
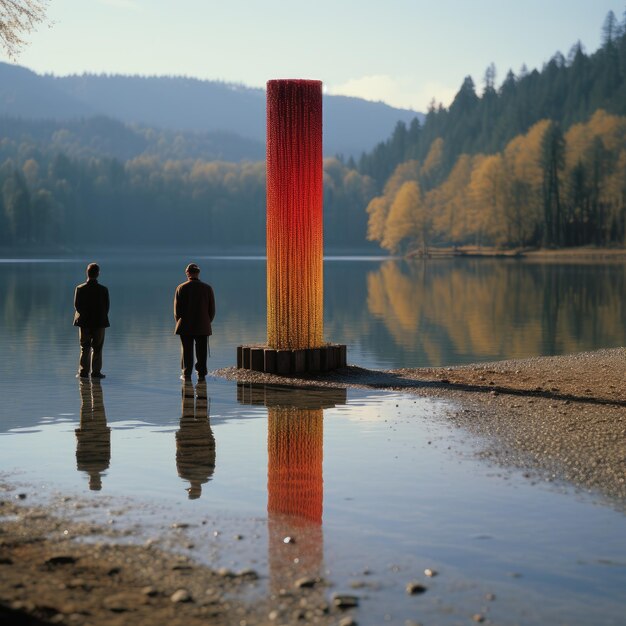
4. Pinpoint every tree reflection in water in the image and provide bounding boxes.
[367,259,626,365]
